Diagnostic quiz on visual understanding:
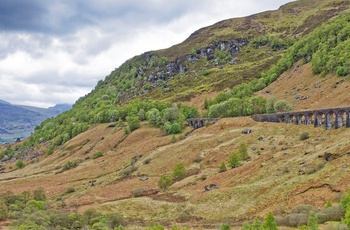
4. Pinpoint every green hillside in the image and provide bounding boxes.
[2,0,350,229]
